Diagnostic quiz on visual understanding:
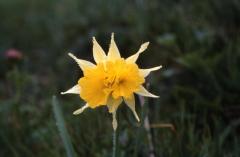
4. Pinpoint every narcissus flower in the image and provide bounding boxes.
[61,34,161,130]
